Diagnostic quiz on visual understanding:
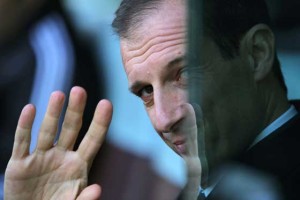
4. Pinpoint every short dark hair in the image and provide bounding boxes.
[202,0,287,93]
[203,0,270,58]
[112,0,161,39]
[112,0,287,93]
